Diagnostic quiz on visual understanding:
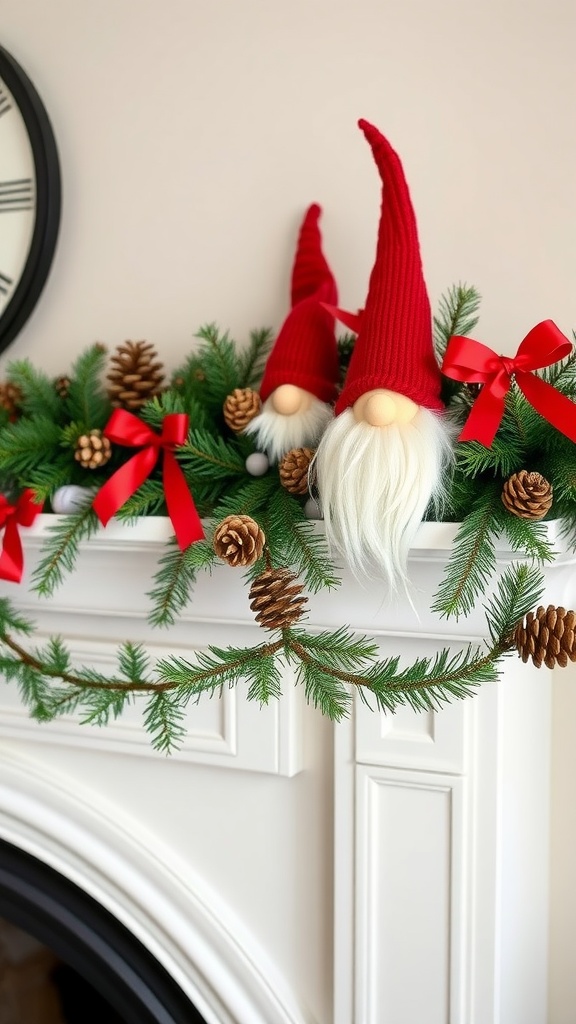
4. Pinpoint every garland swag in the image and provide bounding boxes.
[0,288,573,752]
